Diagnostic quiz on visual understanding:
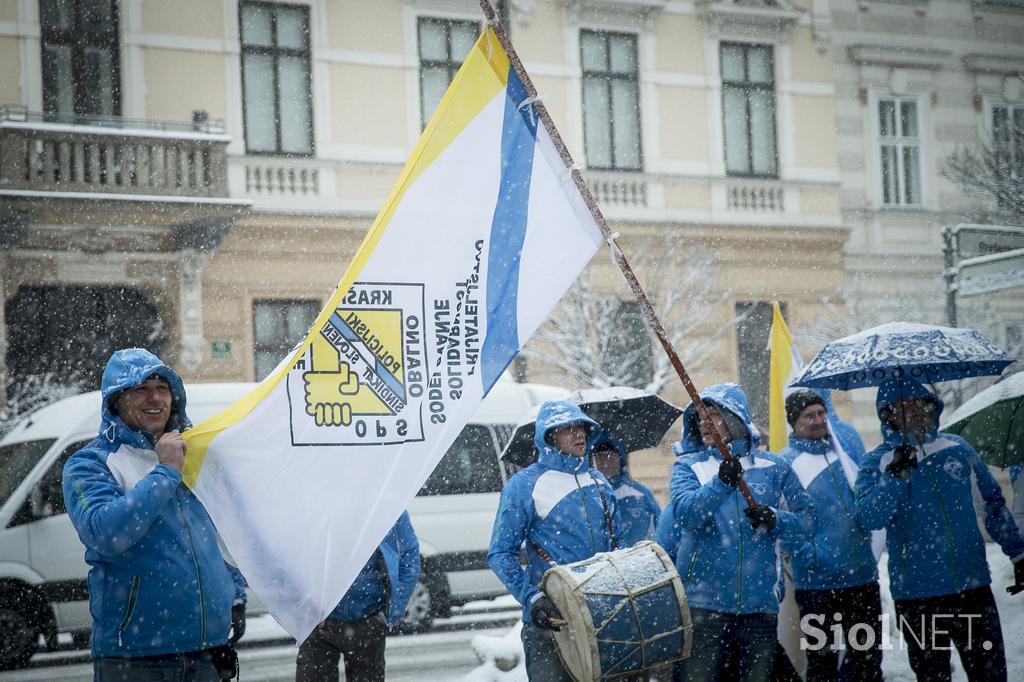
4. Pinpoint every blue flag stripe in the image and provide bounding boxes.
[480,68,539,392]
